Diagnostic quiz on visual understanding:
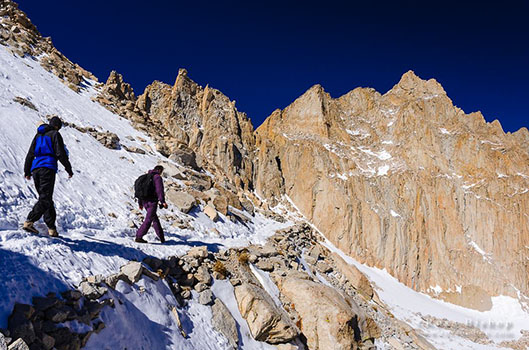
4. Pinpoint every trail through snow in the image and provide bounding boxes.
[0,45,287,349]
